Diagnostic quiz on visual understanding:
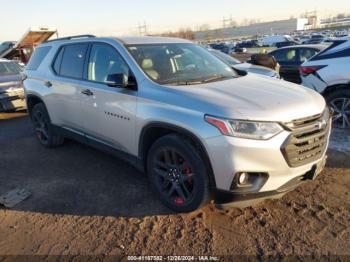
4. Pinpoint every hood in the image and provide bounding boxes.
[0,74,22,91]
[162,74,325,122]
[234,63,278,78]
